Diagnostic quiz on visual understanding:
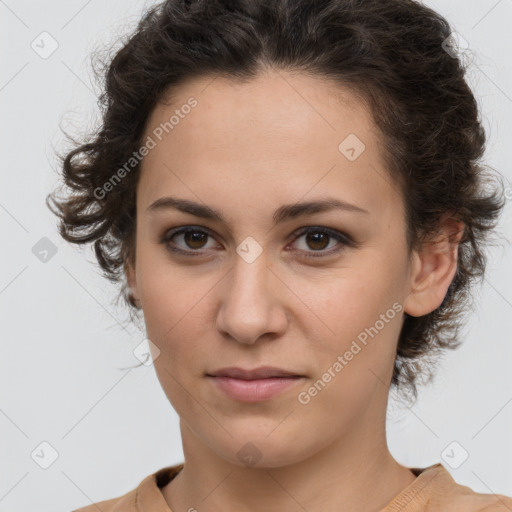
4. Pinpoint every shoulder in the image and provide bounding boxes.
[442,484,512,511]
[384,463,512,511]
[445,491,512,511]
[71,463,184,512]
[72,487,136,512]
[422,463,512,511]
